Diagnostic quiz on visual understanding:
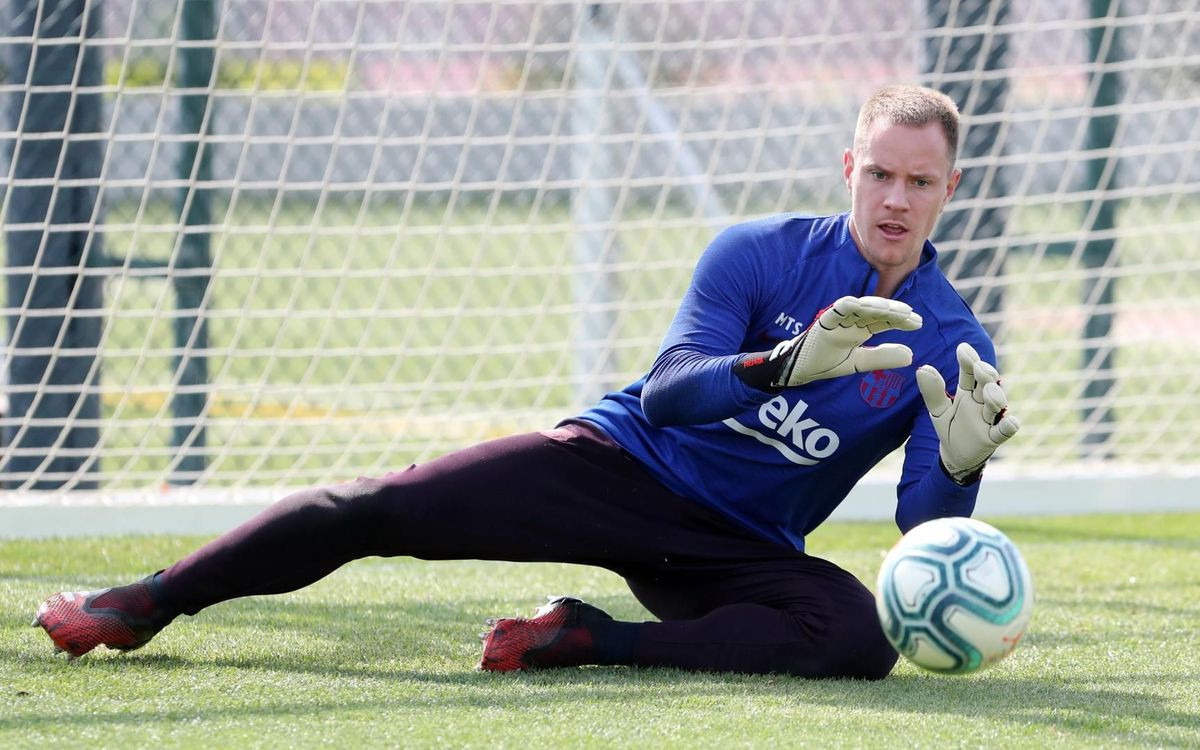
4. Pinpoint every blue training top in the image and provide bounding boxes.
[577,212,995,551]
